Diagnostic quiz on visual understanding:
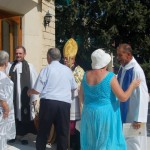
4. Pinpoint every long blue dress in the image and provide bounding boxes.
[80,72,126,150]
